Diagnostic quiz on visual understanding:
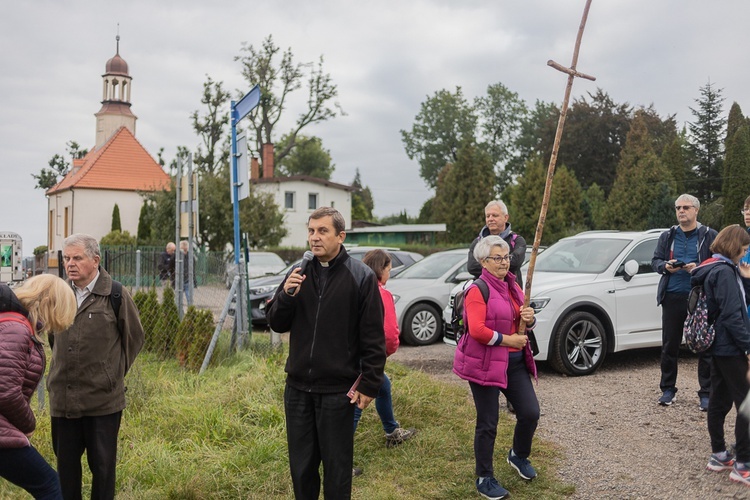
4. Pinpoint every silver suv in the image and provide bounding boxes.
[444,229,667,376]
